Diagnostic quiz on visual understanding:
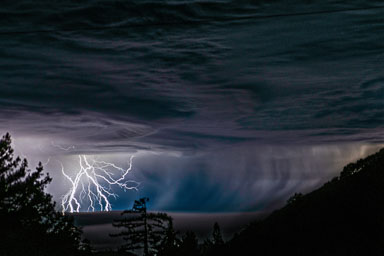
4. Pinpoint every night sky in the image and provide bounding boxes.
[0,0,383,214]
